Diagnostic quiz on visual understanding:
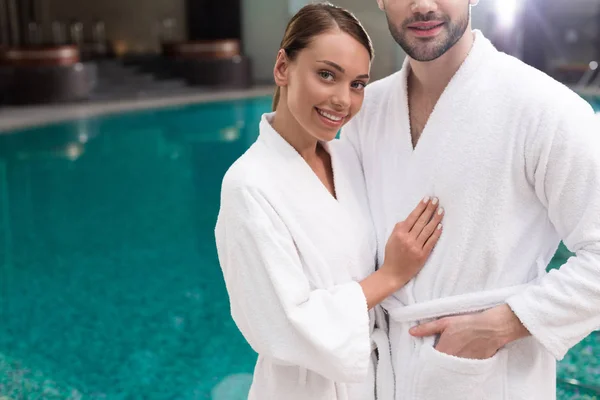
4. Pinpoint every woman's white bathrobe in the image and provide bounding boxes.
[341,30,600,400]
[215,113,393,400]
